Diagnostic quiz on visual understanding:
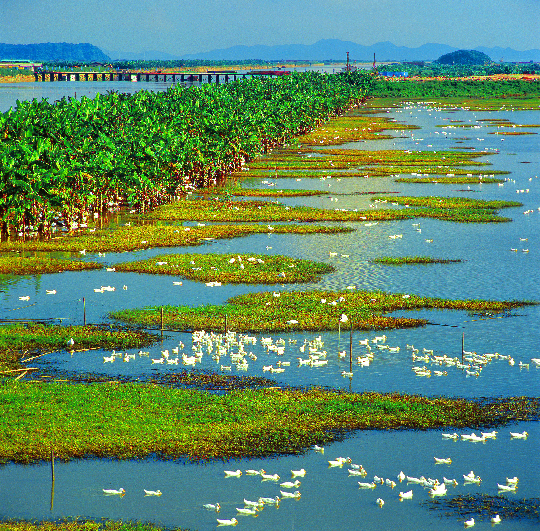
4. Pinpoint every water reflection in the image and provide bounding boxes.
[1,422,538,530]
